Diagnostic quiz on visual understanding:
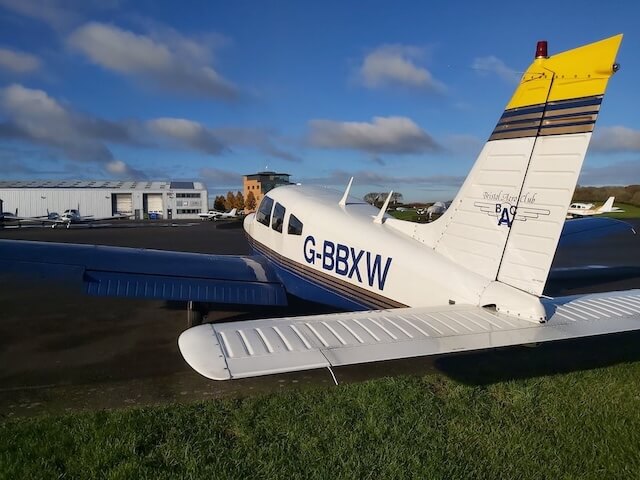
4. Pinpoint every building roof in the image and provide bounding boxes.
[0,180,206,190]
[243,171,291,180]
